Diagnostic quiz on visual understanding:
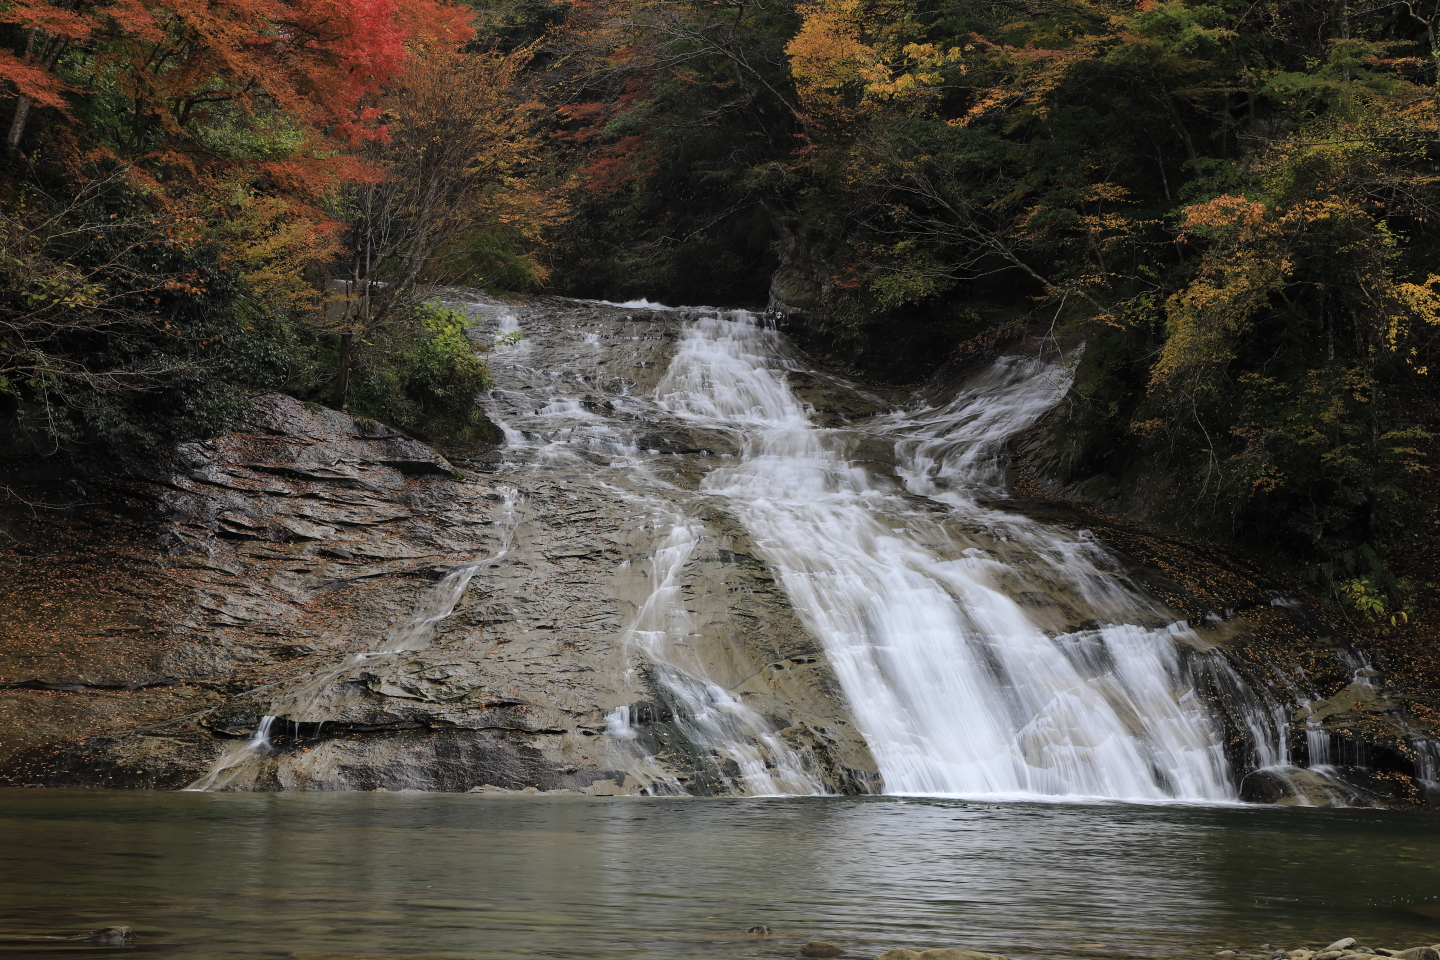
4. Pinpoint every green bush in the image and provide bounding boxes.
[343,302,499,447]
